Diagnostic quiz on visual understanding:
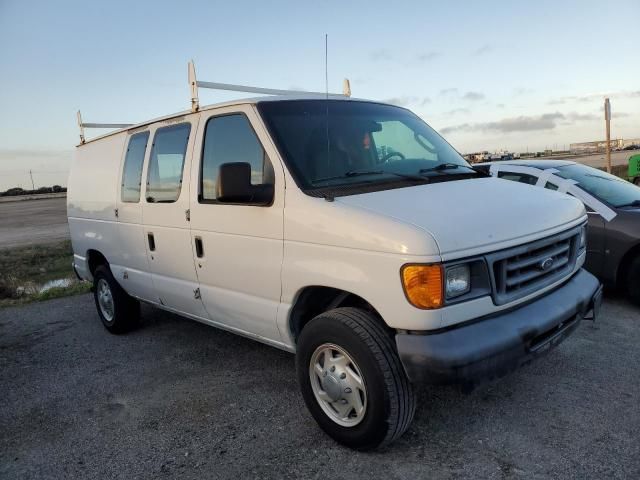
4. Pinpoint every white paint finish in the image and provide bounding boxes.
[285,187,440,256]
[488,163,617,222]
[68,217,122,269]
[280,240,444,333]
[188,105,284,341]
[67,133,126,221]
[336,177,586,258]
